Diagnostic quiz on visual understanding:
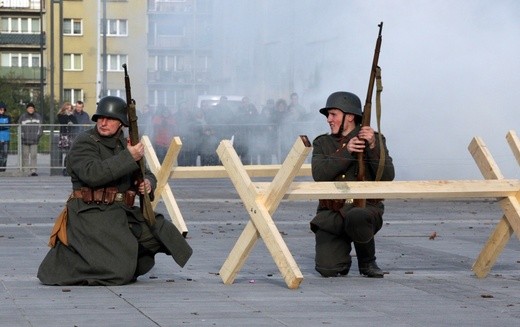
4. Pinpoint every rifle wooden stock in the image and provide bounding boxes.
[354,22,383,208]
[123,64,156,226]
